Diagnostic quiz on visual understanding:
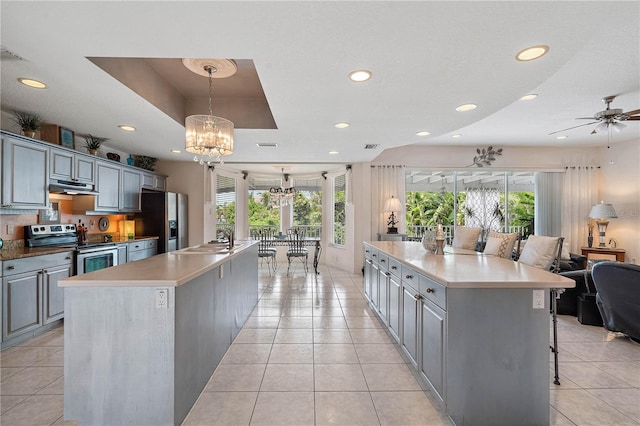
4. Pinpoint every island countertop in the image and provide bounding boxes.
[365,241,575,289]
[60,240,258,288]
